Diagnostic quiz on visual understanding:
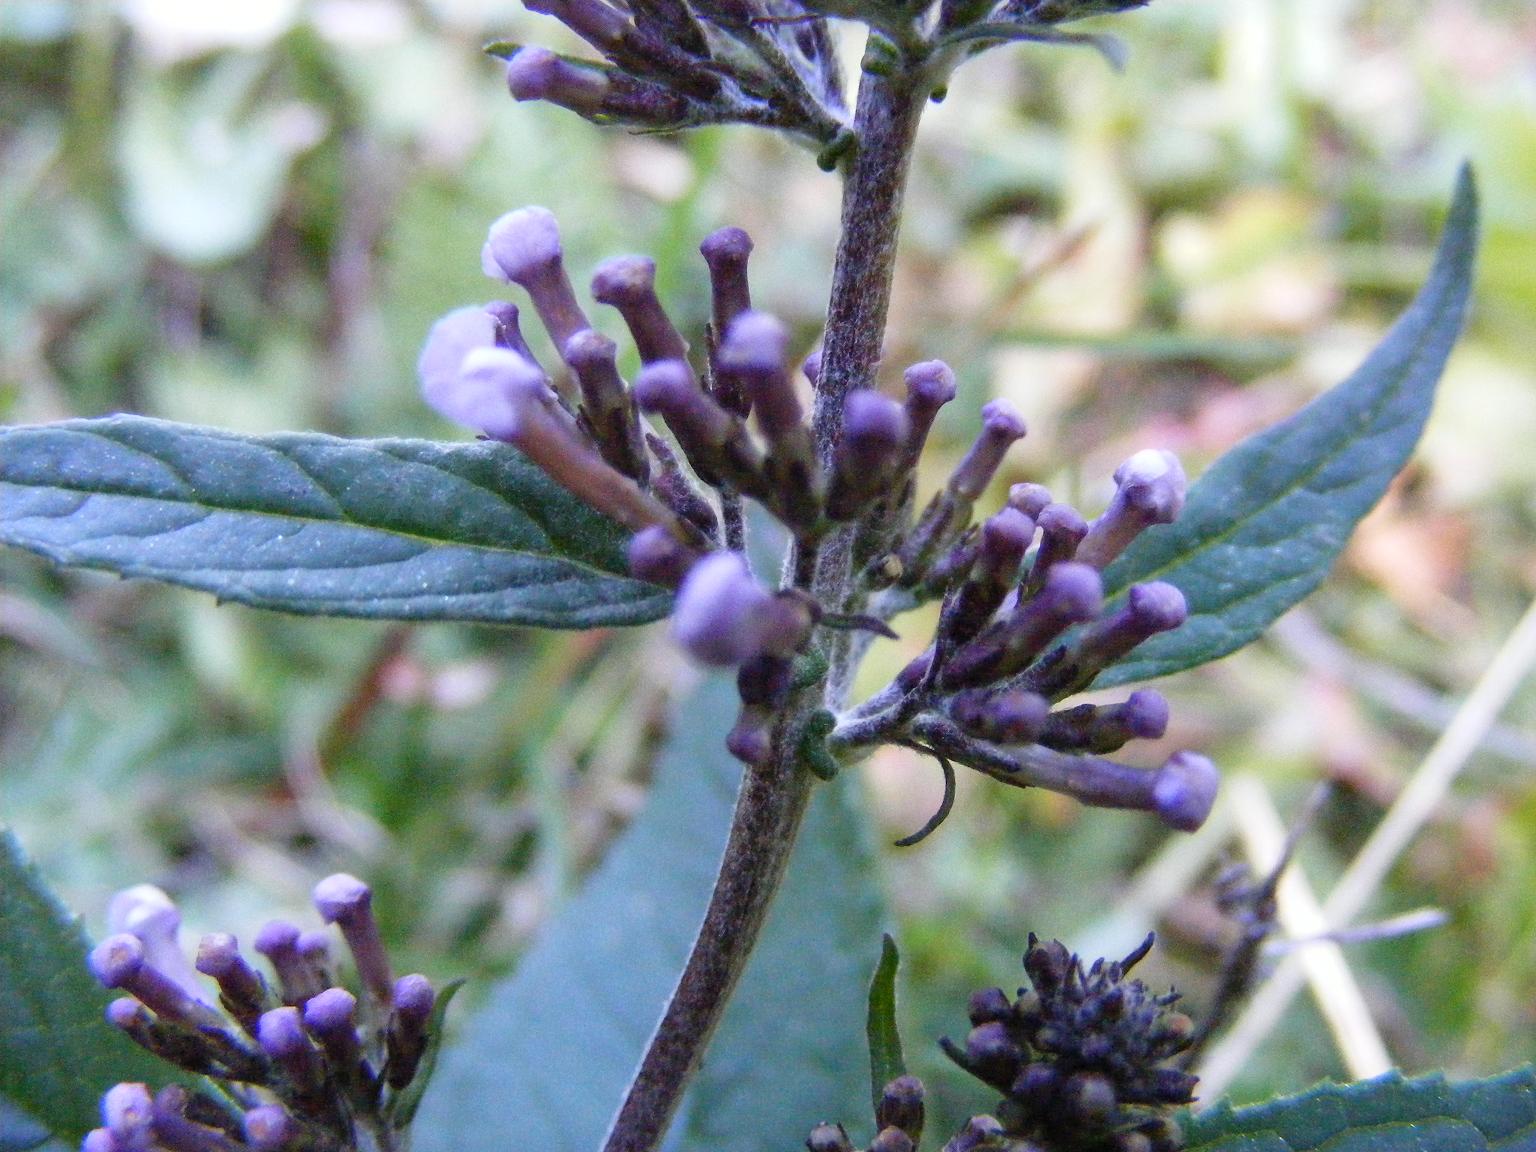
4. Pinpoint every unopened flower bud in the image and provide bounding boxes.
[943,562,1103,688]
[82,1129,119,1152]
[949,688,1050,744]
[950,400,1027,499]
[805,1122,854,1152]
[1076,449,1187,569]
[670,552,776,667]
[945,507,1035,643]
[564,327,649,483]
[826,390,909,520]
[967,986,1012,1026]
[1008,482,1052,519]
[1027,582,1186,698]
[1040,689,1170,754]
[195,934,269,1033]
[150,1085,241,1152]
[719,311,798,439]
[312,874,394,1010]
[302,987,362,1069]
[385,974,436,1090]
[481,207,590,353]
[964,1021,1023,1084]
[241,1106,296,1152]
[900,360,957,475]
[876,1075,925,1139]
[869,1127,915,1152]
[1024,502,1088,596]
[1152,752,1220,832]
[1064,1072,1119,1127]
[90,935,224,1031]
[591,255,689,364]
[103,1083,154,1152]
[634,359,745,488]
[257,1008,325,1104]
[699,227,753,357]
[506,46,610,114]
[254,920,323,1008]
[627,526,697,588]
[107,886,211,1008]
[945,1115,1005,1152]
[418,307,498,424]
